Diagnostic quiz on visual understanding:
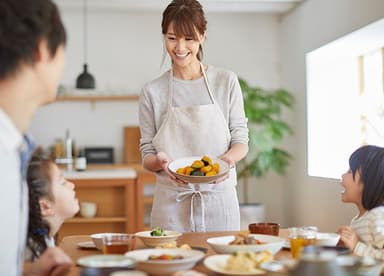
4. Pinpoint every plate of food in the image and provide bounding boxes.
[134,227,182,247]
[204,251,273,275]
[168,155,229,184]
[207,232,285,255]
[125,248,205,275]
